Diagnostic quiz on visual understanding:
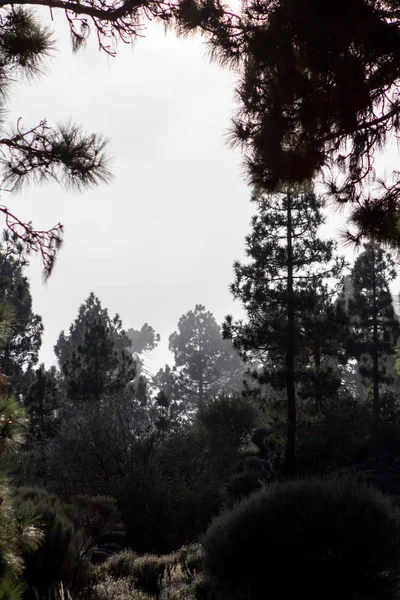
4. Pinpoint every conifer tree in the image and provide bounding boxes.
[169,305,244,409]
[62,318,135,403]
[224,187,346,473]
[201,0,400,248]
[346,242,400,443]
[25,365,59,442]
[54,293,131,369]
